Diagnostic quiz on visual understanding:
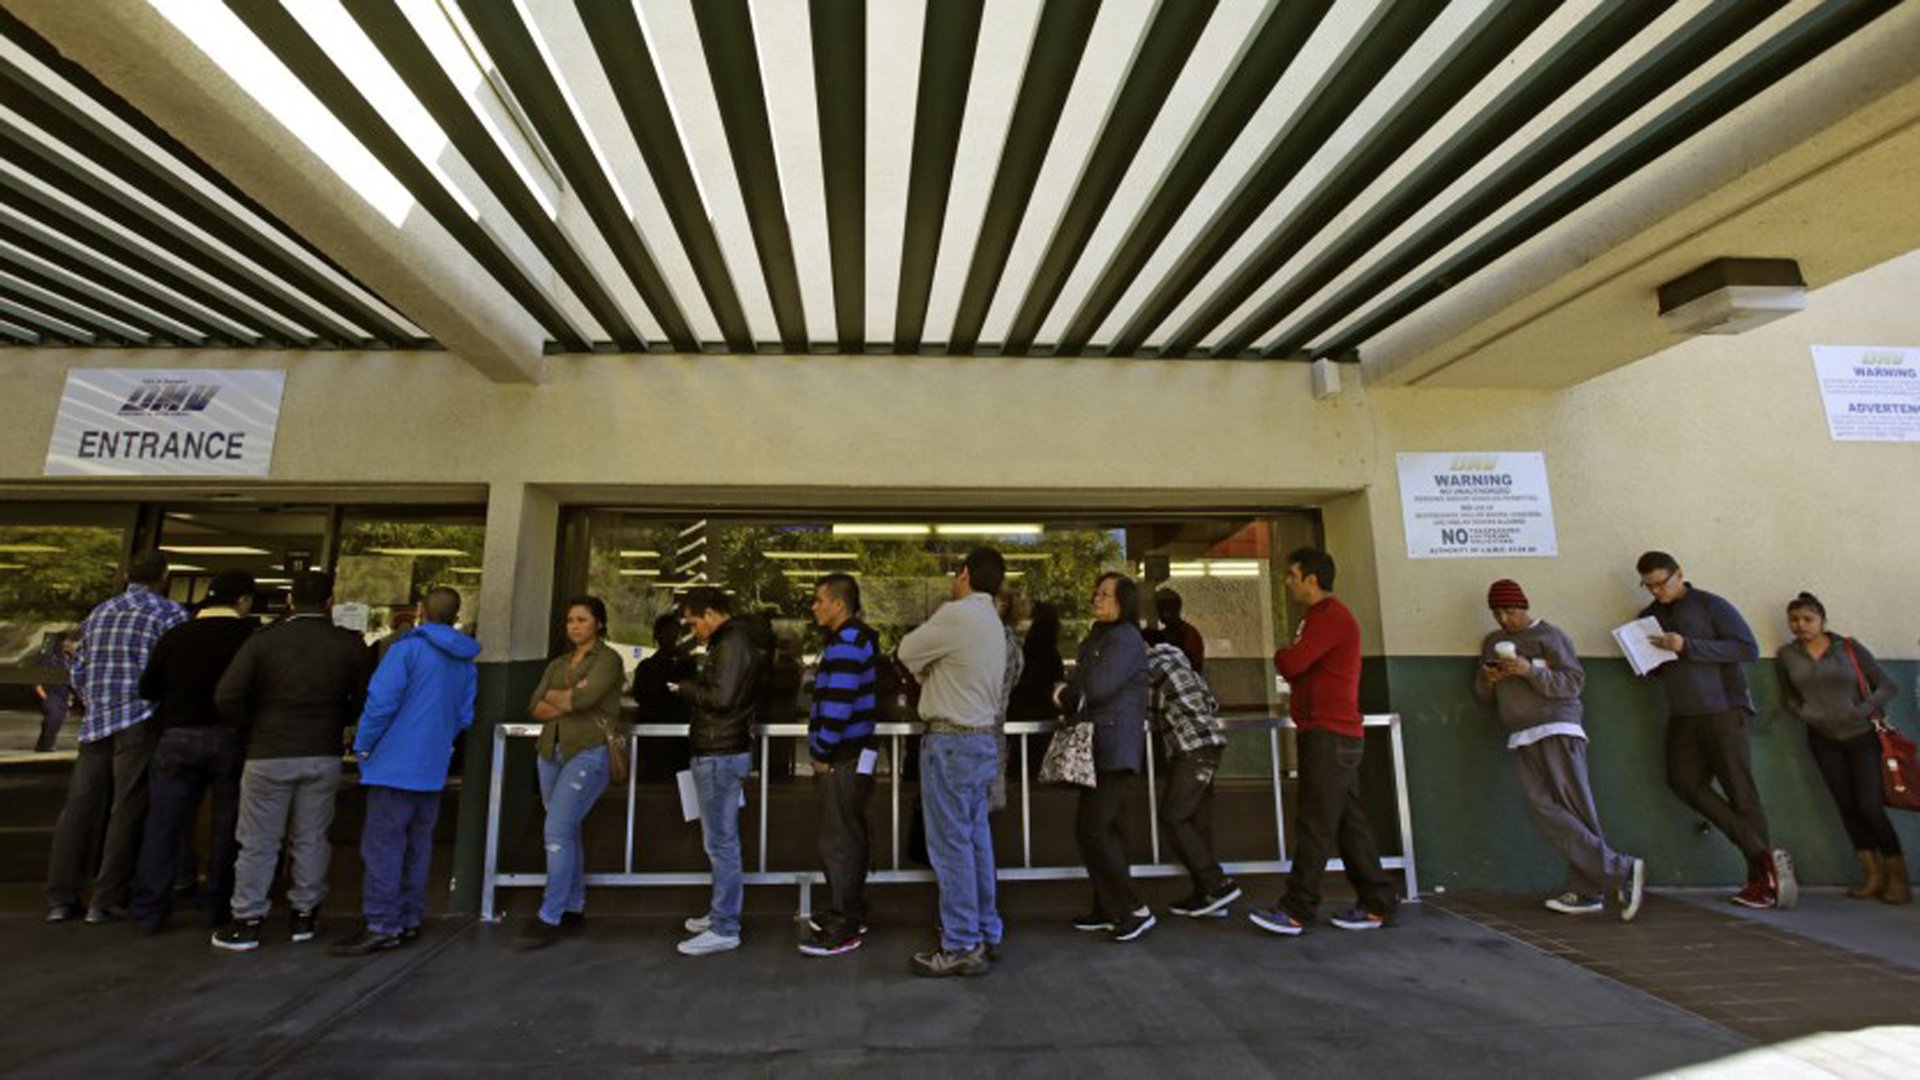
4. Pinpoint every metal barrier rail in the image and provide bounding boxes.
[480,713,1417,921]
